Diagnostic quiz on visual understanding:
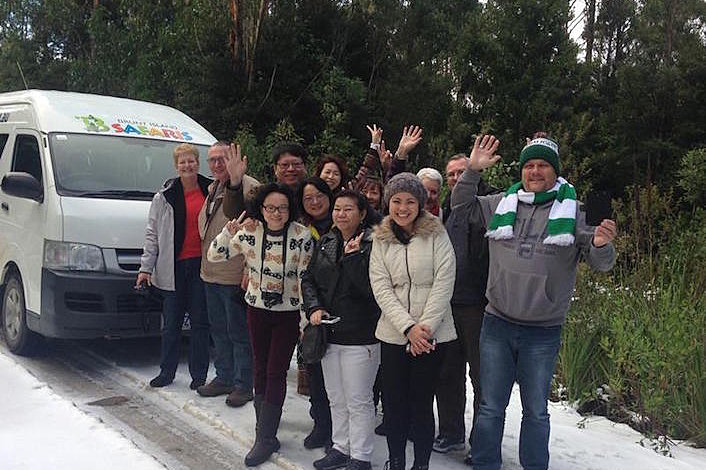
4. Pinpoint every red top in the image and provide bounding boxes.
[178,188,206,260]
